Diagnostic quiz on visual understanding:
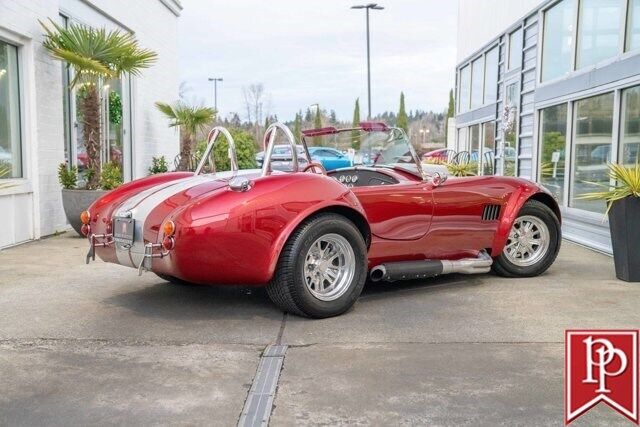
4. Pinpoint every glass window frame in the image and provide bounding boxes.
[483,46,499,104]
[538,103,570,204]
[576,0,624,70]
[470,55,485,109]
[0,38,23,181]
[458,64,471,113]
[625,0,640,52]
